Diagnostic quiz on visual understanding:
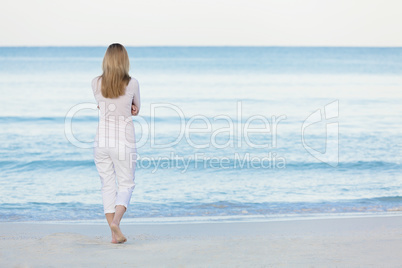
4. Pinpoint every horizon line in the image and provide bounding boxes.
[1,45,402,48]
